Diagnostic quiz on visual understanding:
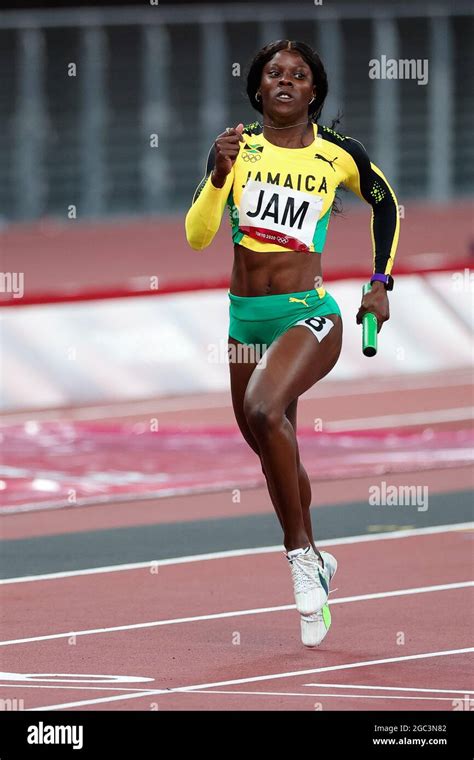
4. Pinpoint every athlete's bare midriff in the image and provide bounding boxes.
[229,242,324,297]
